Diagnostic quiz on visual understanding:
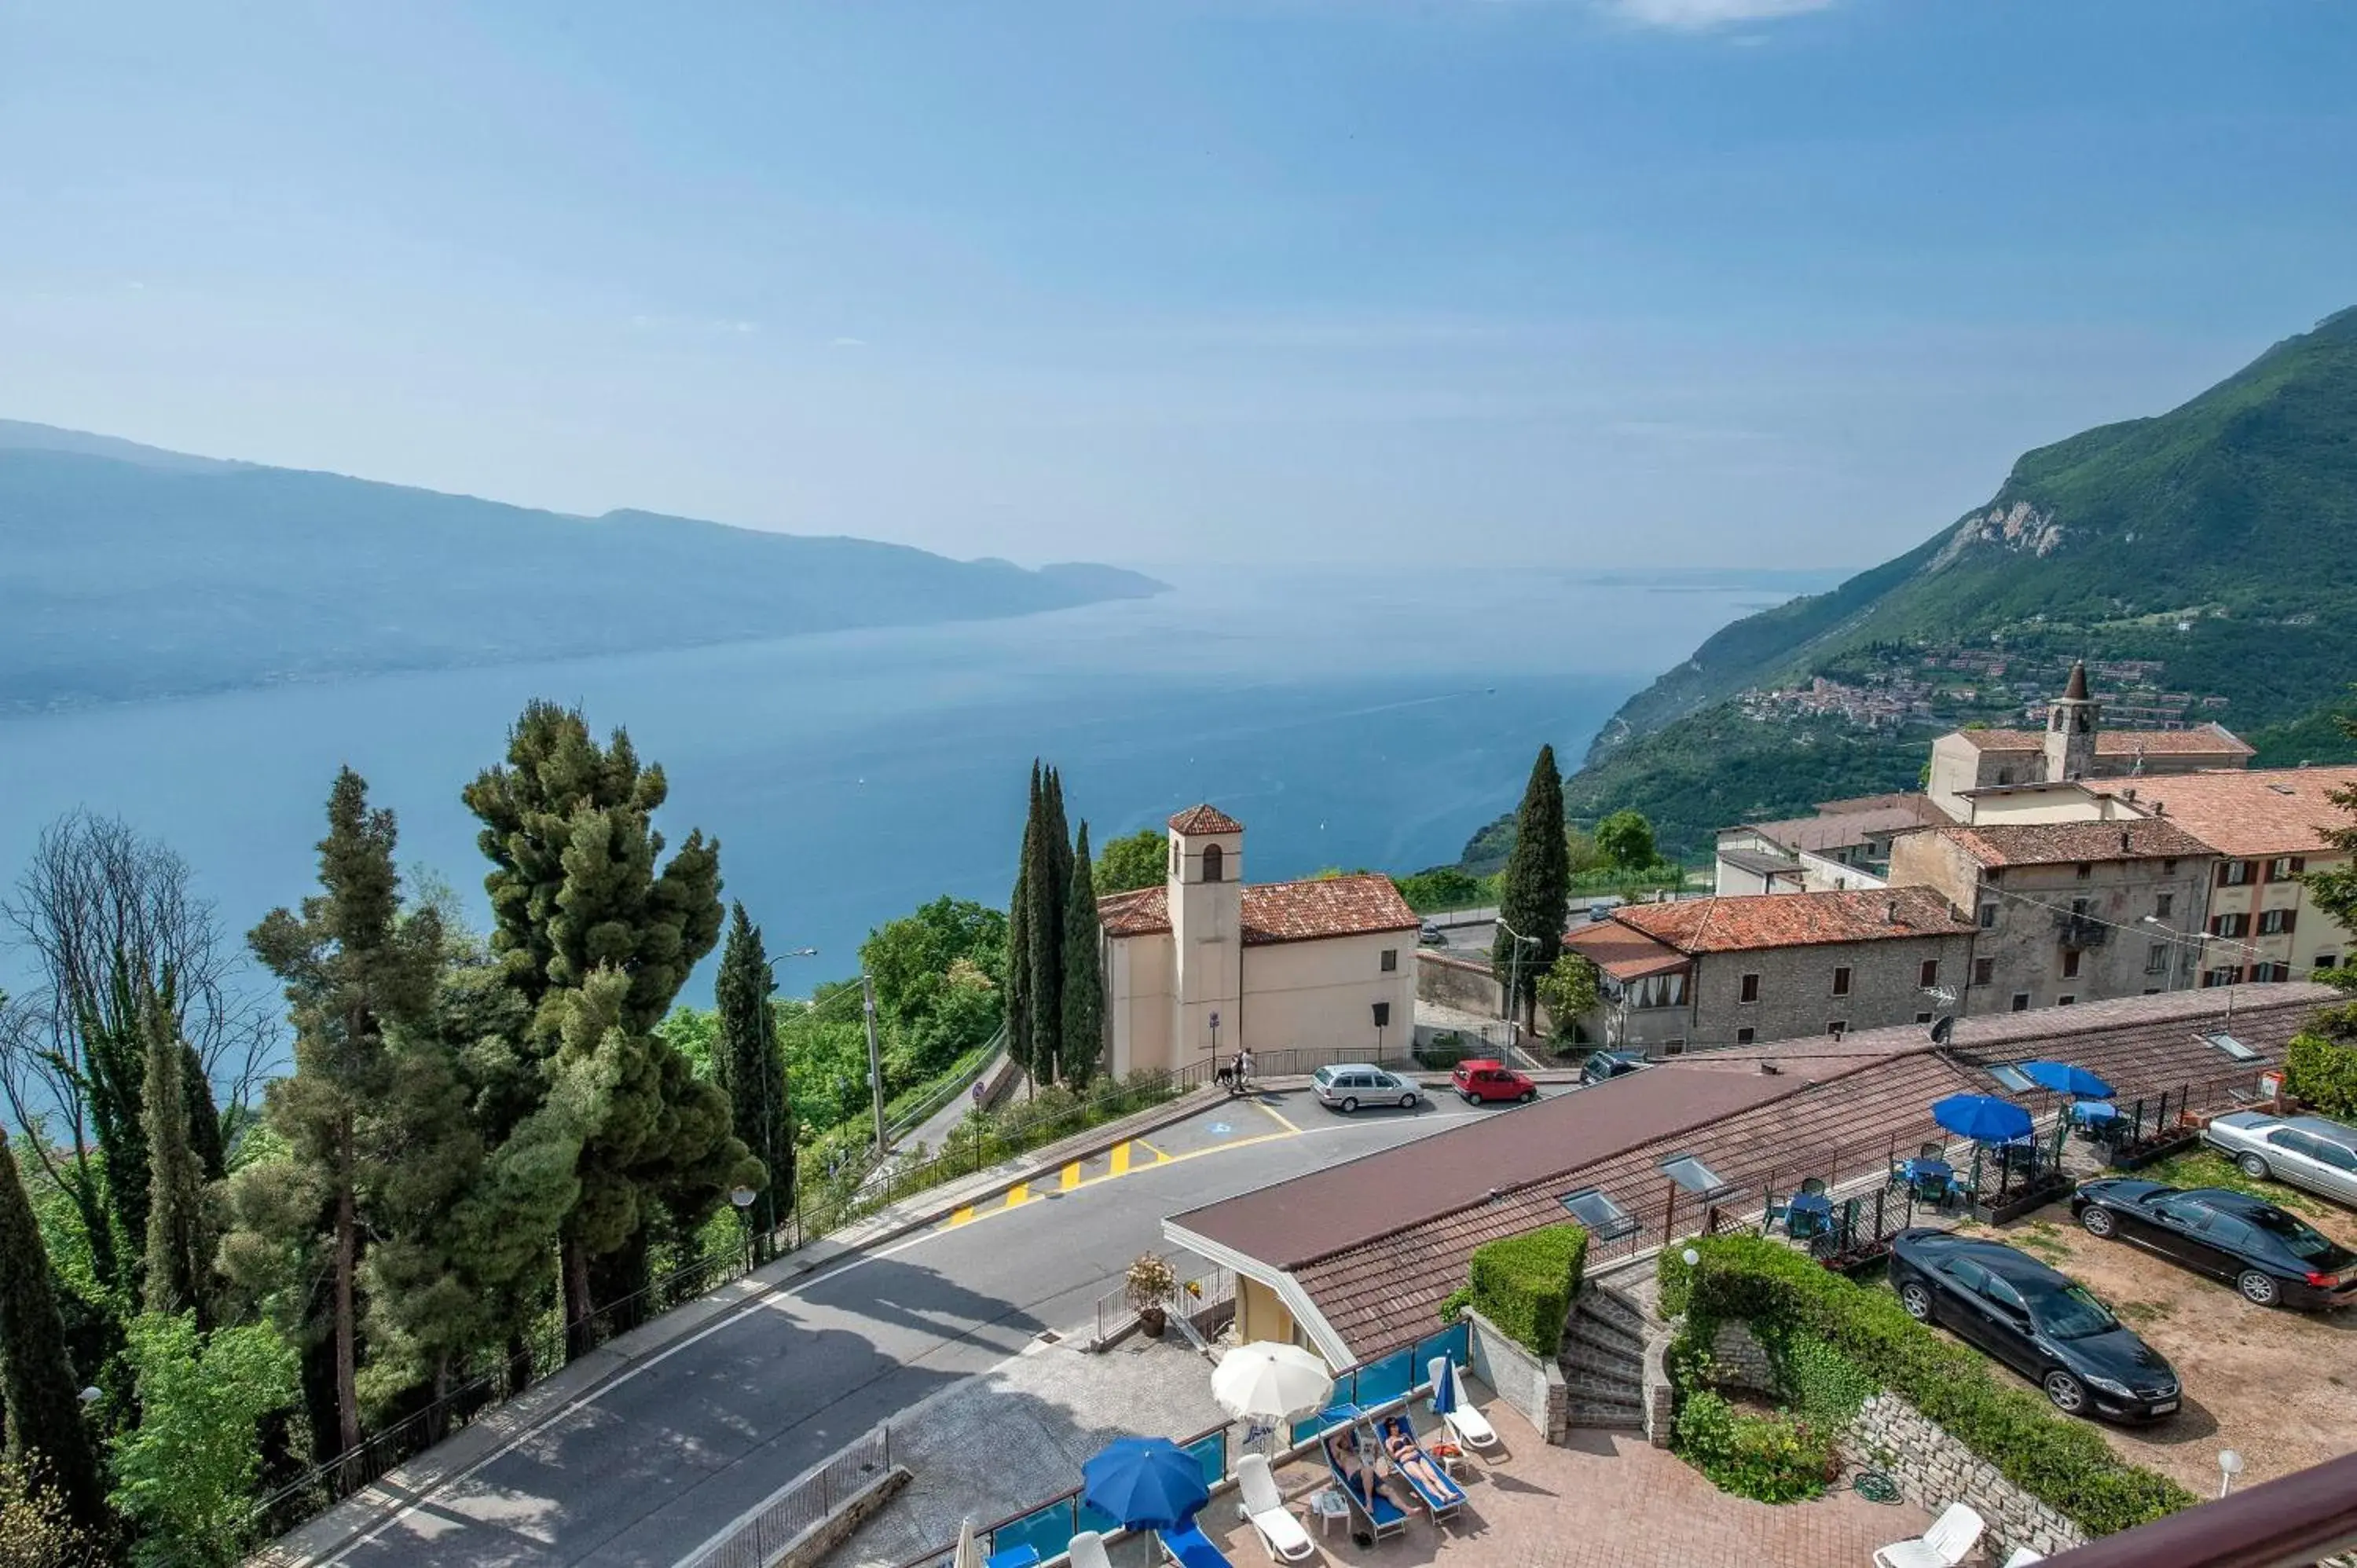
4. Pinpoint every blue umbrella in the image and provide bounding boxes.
[2019,1061,2115,1099]
[1931,1094,2033,1145]
[1080,1438,1210,1531]
[1428,1358,1459,1416]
